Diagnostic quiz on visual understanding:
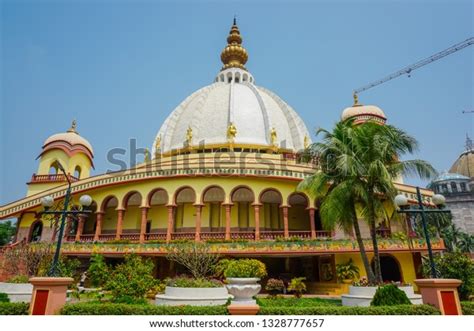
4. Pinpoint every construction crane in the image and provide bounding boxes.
[353,37,474,96]
[462,110,474,114]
